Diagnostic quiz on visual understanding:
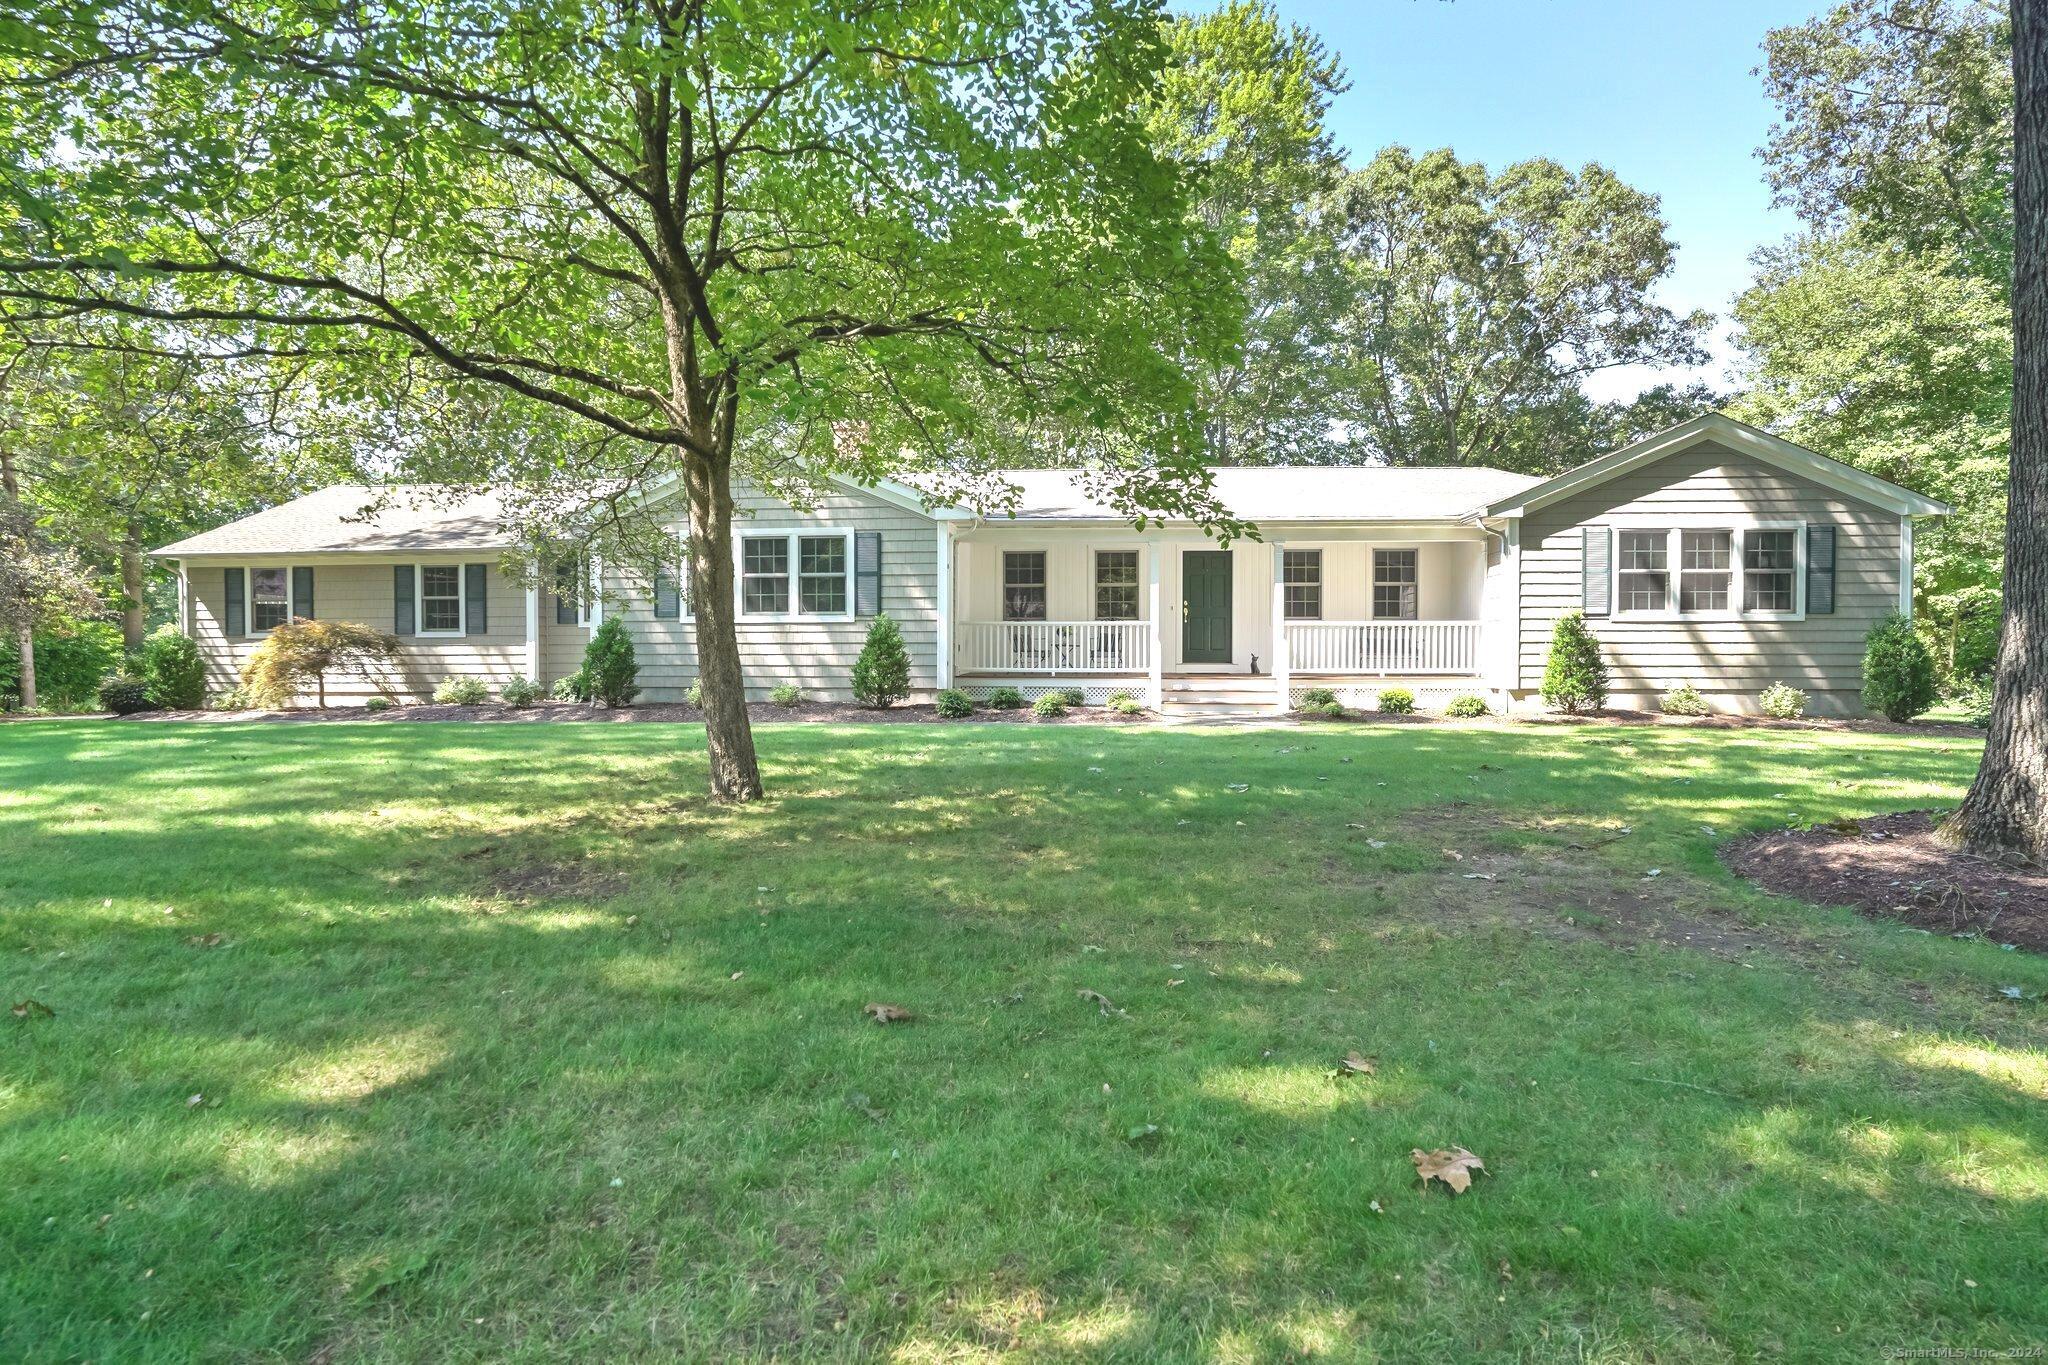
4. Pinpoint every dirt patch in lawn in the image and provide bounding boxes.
[479,855,632,905]
[1363,805,1786,960]
[1724,810,2048,953]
